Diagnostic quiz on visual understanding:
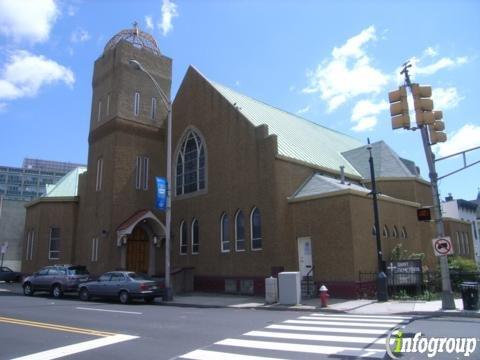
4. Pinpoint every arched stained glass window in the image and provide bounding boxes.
[179,221,187,255]
[235,210,245,251]
[176,130,206,196]
[192,218,199,254]
[220,213,229,252]
[251,208,262,250]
